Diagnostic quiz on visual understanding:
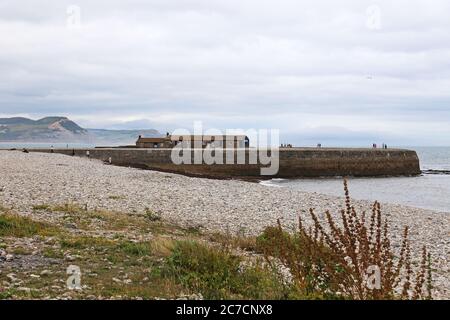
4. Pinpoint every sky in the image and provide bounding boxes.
[1,0,450,146]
